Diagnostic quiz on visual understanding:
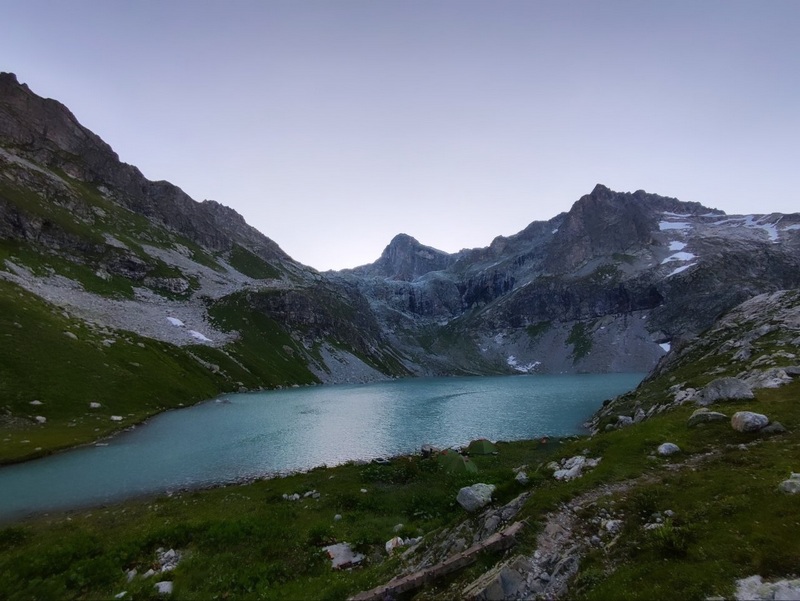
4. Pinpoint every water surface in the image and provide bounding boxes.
[0,373,642,521]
